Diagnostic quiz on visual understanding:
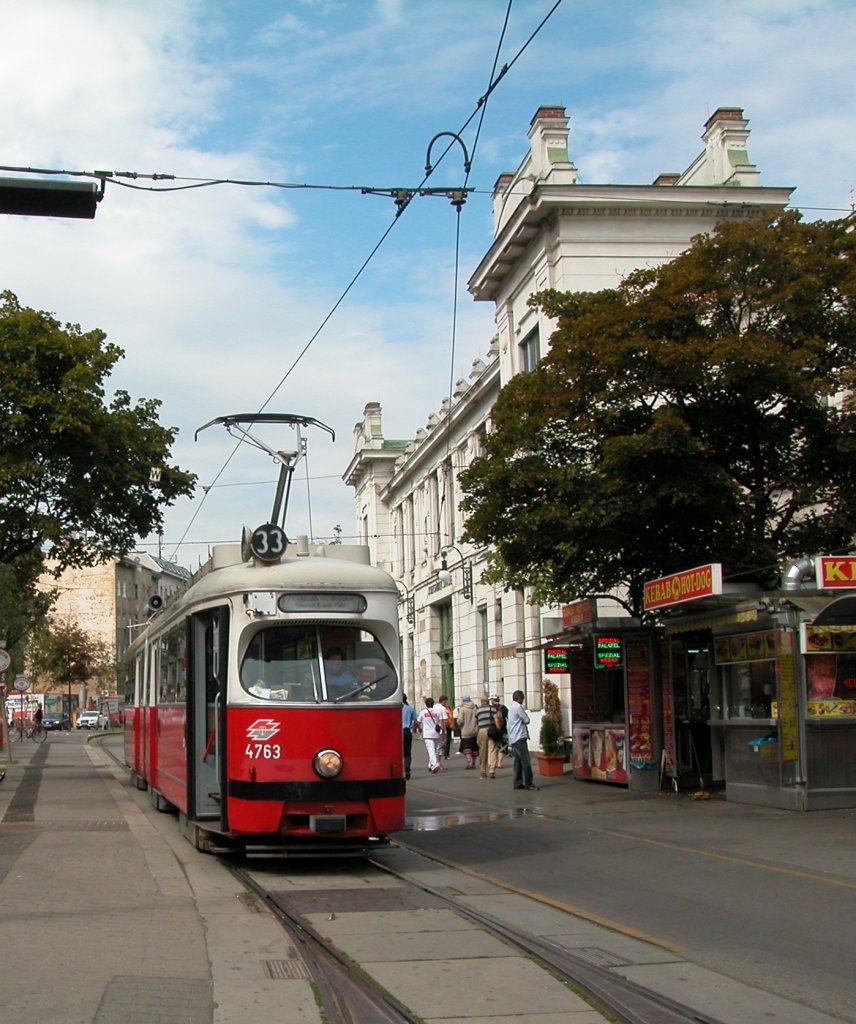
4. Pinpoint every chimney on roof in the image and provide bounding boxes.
[704,106,745,132]
[527,105,573,179]
[492,172,514,200]
[652,173,680,186]
[700,107,759,186]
